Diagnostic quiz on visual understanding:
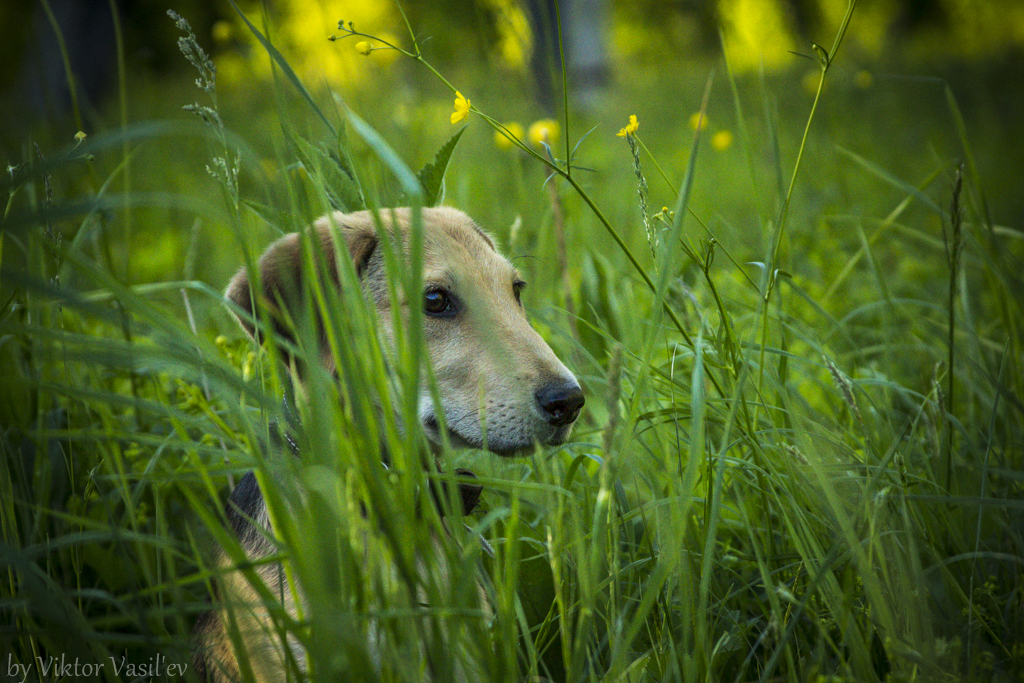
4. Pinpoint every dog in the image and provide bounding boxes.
[195,207,584,682]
